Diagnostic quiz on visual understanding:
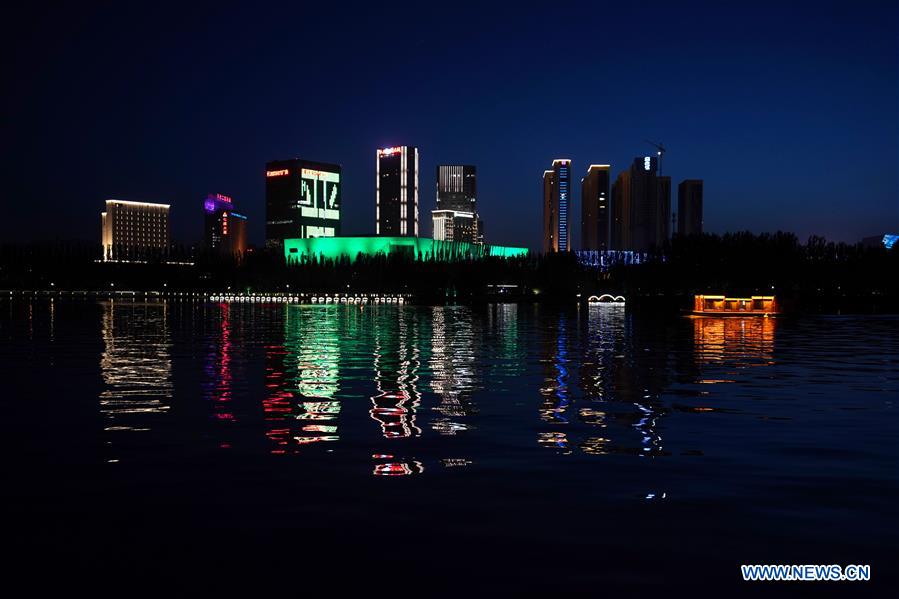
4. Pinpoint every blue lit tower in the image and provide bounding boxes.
[542,159,571,252]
